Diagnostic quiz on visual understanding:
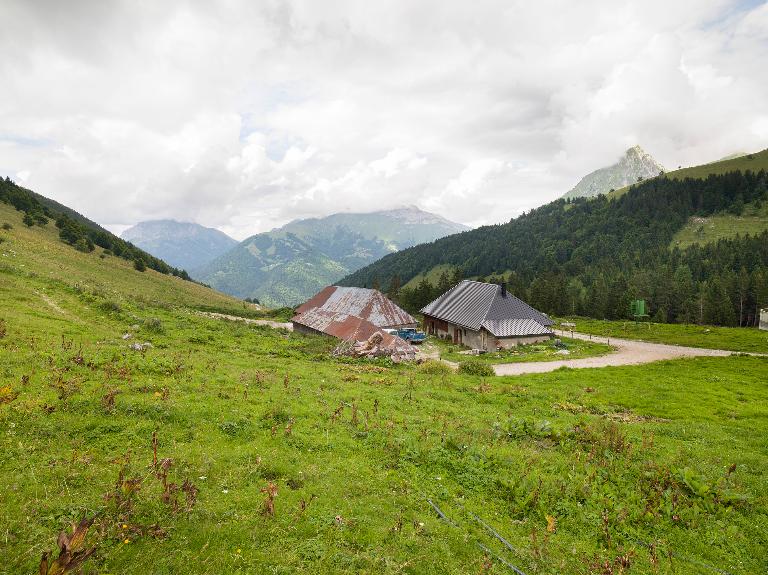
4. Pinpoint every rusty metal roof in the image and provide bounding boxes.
[291,308,414,352]
[295,286,416,328]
